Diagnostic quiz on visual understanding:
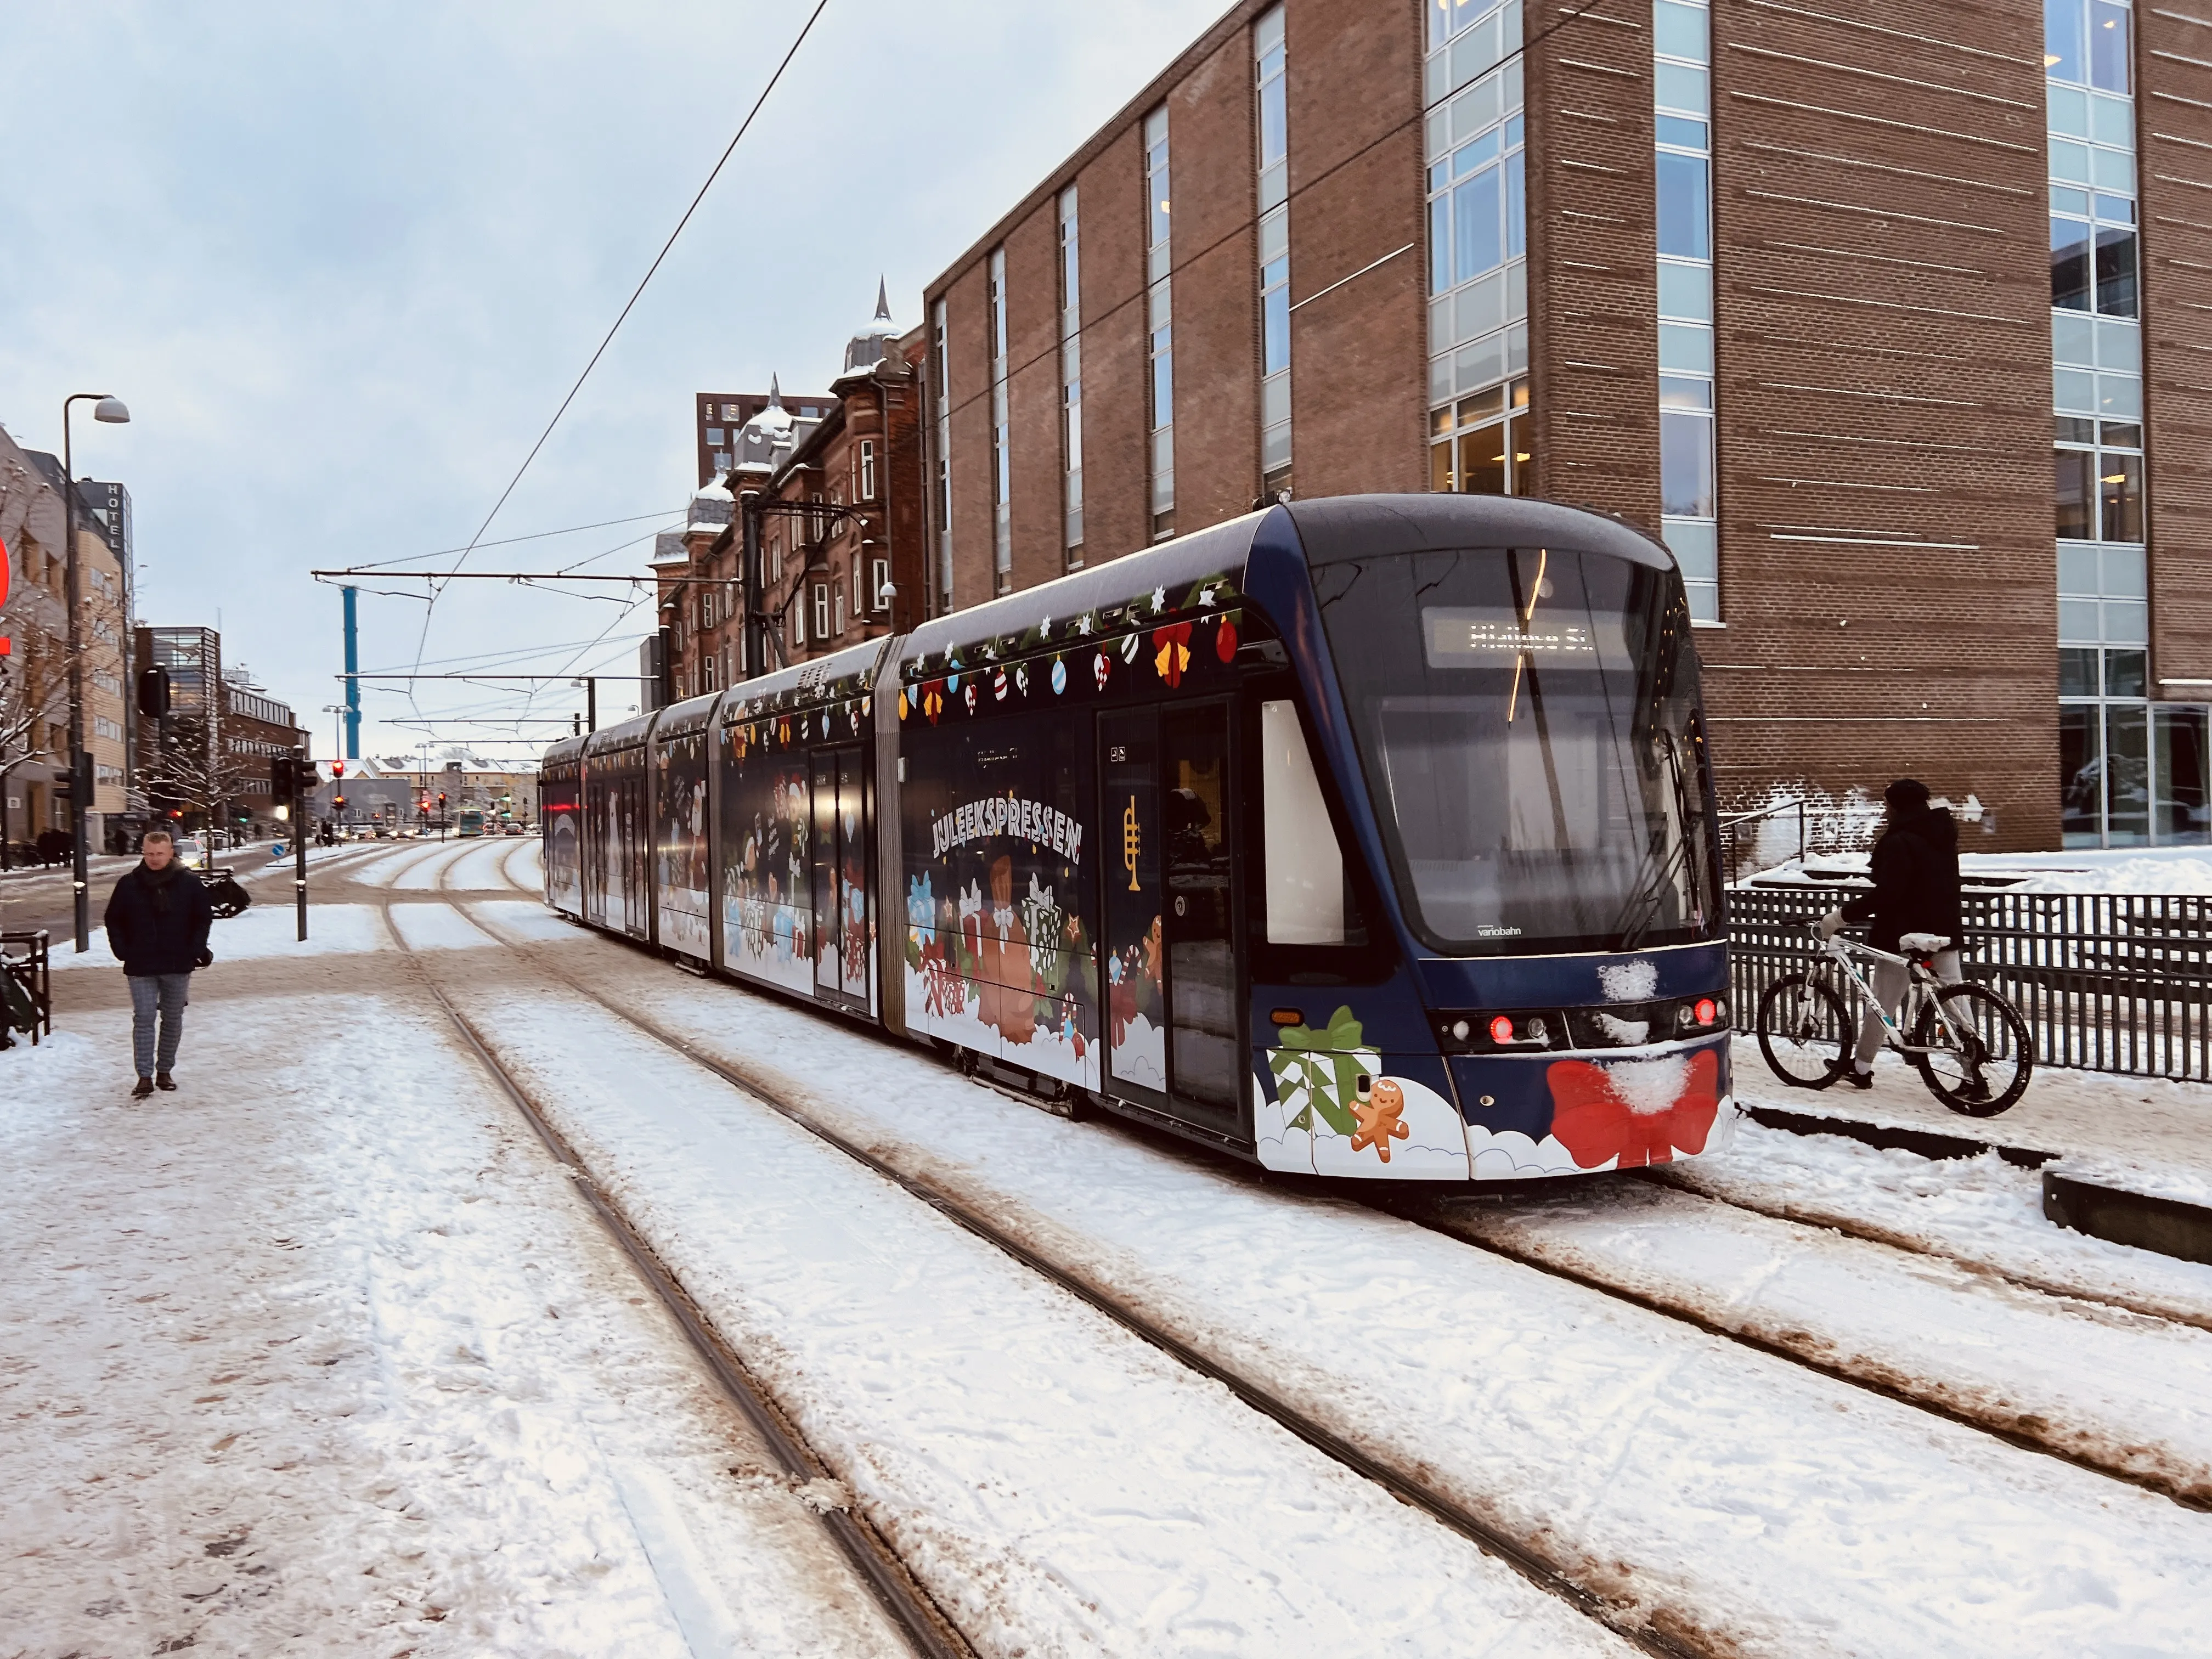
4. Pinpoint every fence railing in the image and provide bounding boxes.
[1729,884,2212,1081]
